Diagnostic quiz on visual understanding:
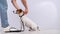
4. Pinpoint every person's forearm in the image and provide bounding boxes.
[21,0,28,9]
[11,0,20,9]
